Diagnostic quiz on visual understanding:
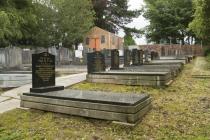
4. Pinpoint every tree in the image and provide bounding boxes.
[32,0,95,48]
[124,33,136,47]
[91,0,141,35]
[189,0,210,45]
[143,0,195,44]
[0,0,36,47]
